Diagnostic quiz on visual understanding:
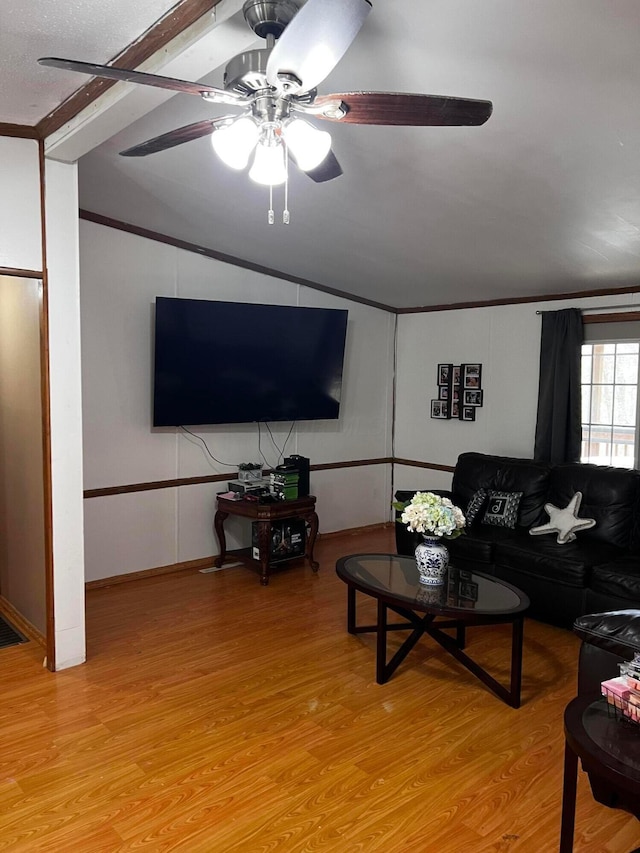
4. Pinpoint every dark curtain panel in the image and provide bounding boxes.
[534,308,583,464]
